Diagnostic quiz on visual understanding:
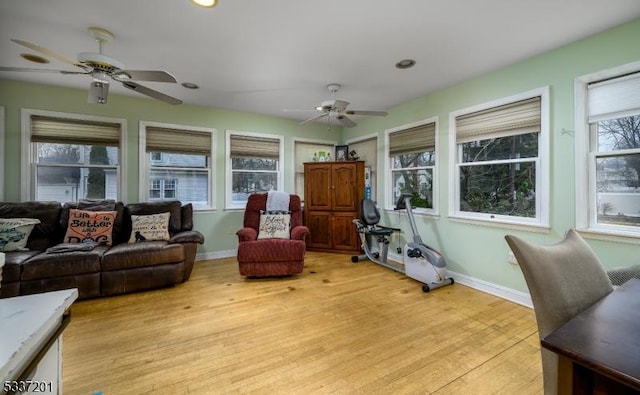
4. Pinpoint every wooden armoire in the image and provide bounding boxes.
[304,161,365,254]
